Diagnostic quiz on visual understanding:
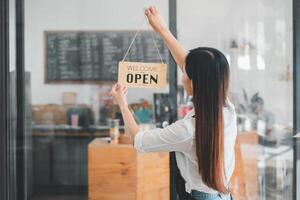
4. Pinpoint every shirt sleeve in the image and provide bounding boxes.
[223,108,238,182]
[134,119,193,153]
